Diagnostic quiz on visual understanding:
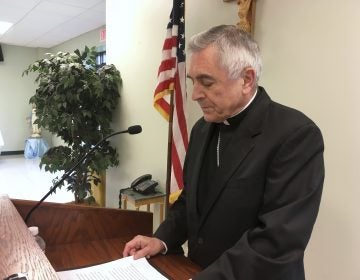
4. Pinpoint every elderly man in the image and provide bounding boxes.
[123,25,324,280]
